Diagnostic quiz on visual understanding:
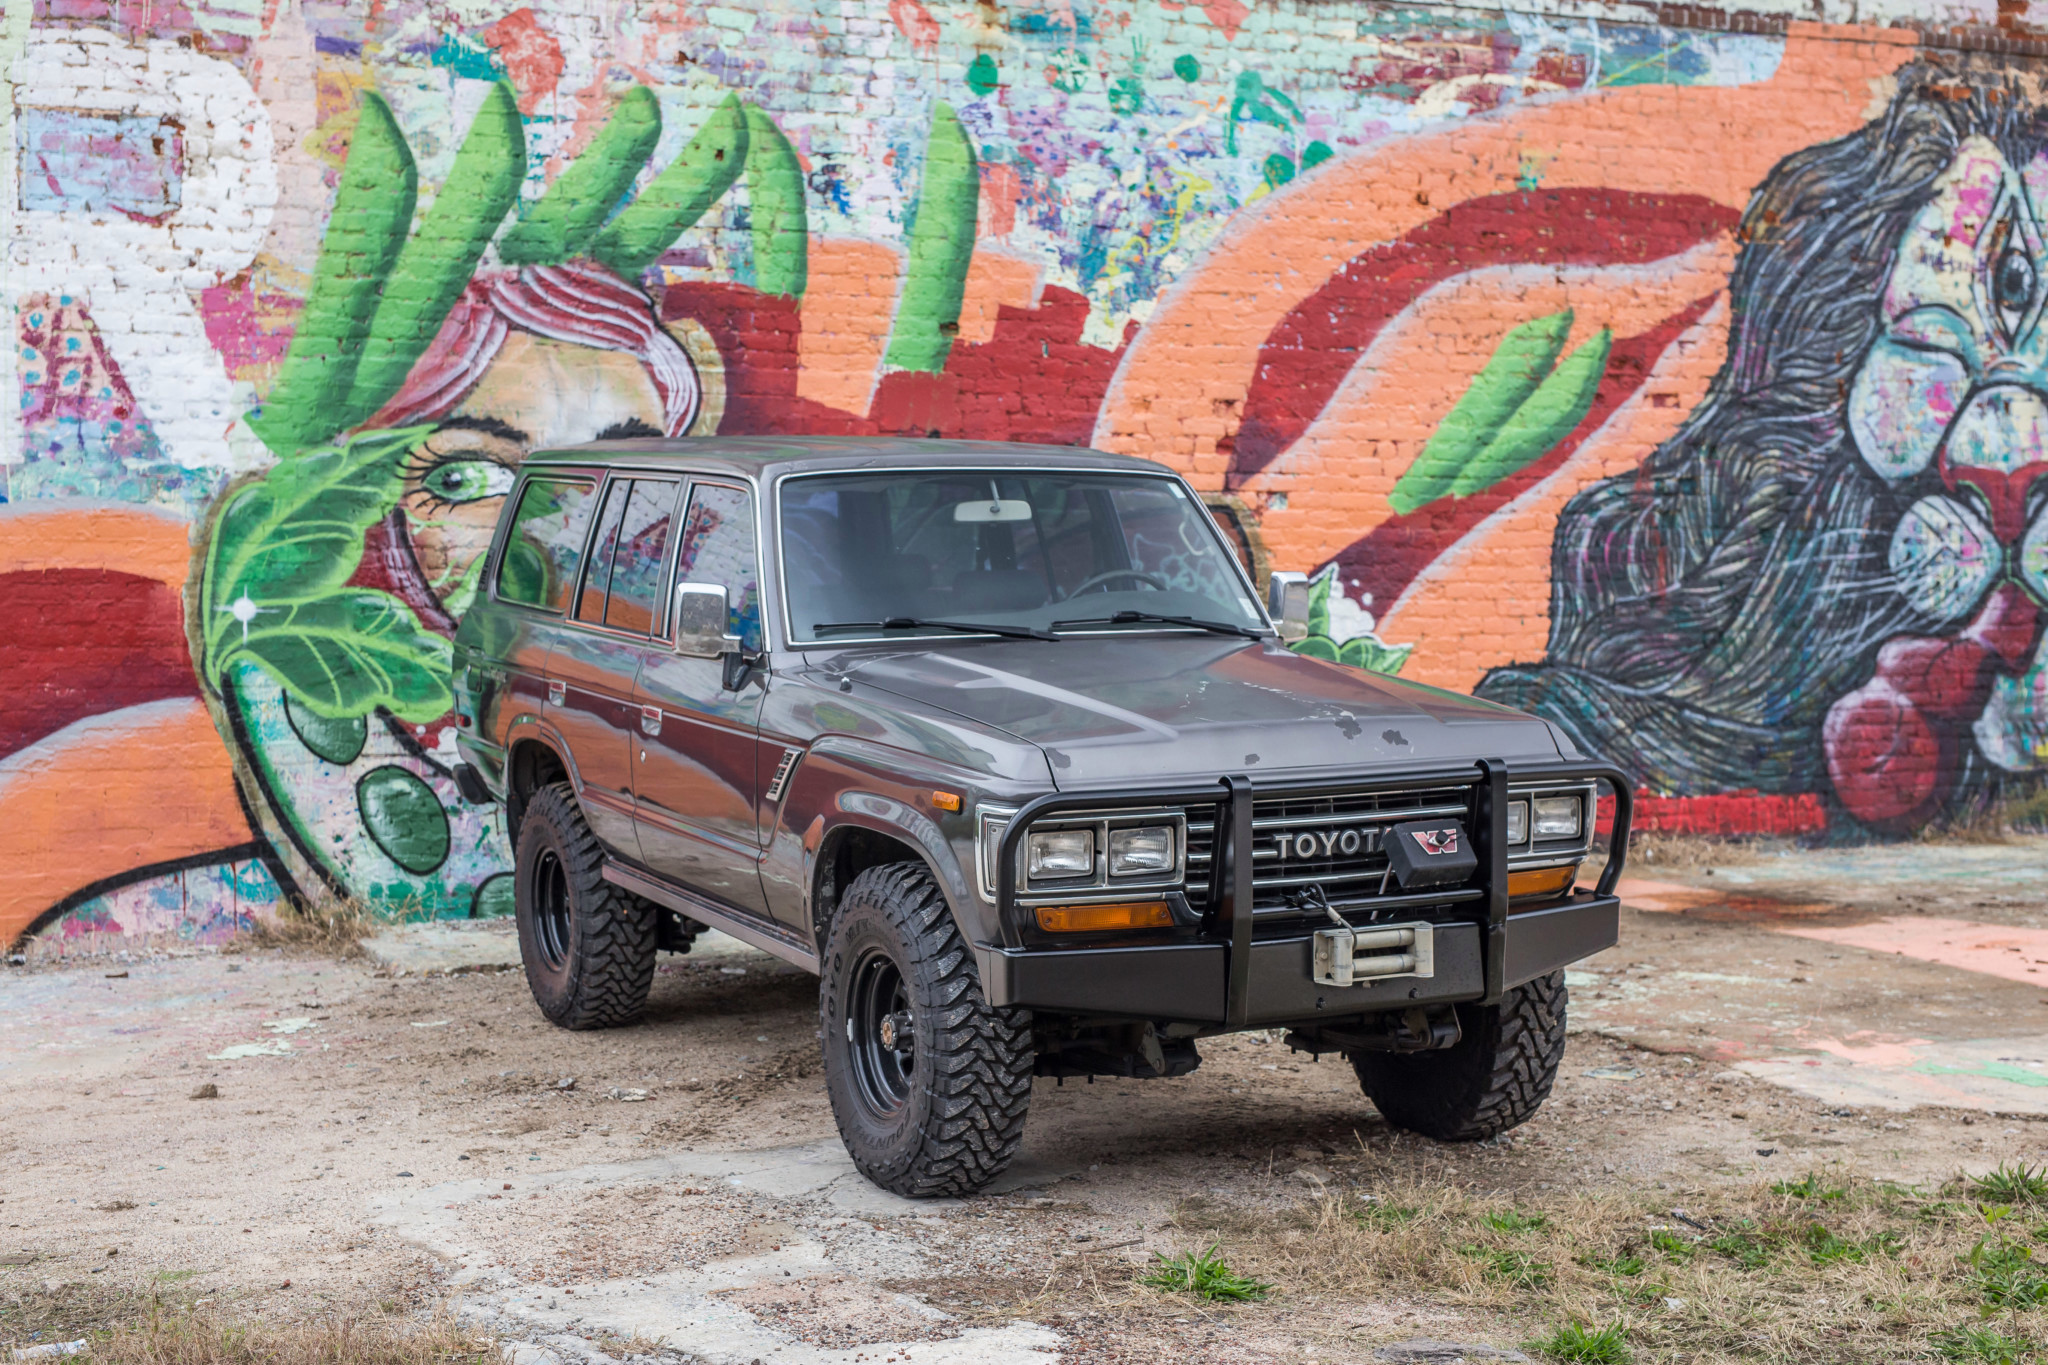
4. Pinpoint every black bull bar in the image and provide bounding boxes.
[989,759,1633,1027]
